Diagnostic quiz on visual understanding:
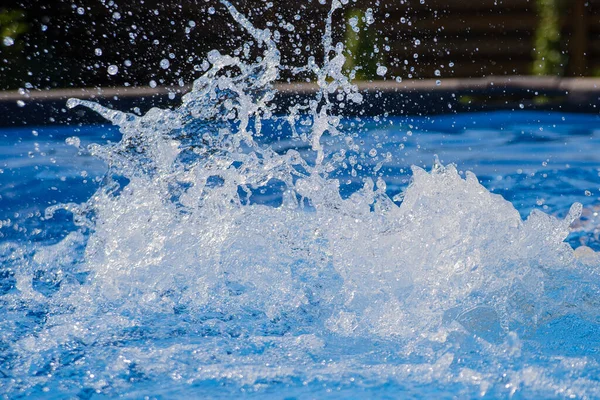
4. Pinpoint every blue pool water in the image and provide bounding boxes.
[2,1,600,397]
[1,111,600,398]
[3,111,600,248]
